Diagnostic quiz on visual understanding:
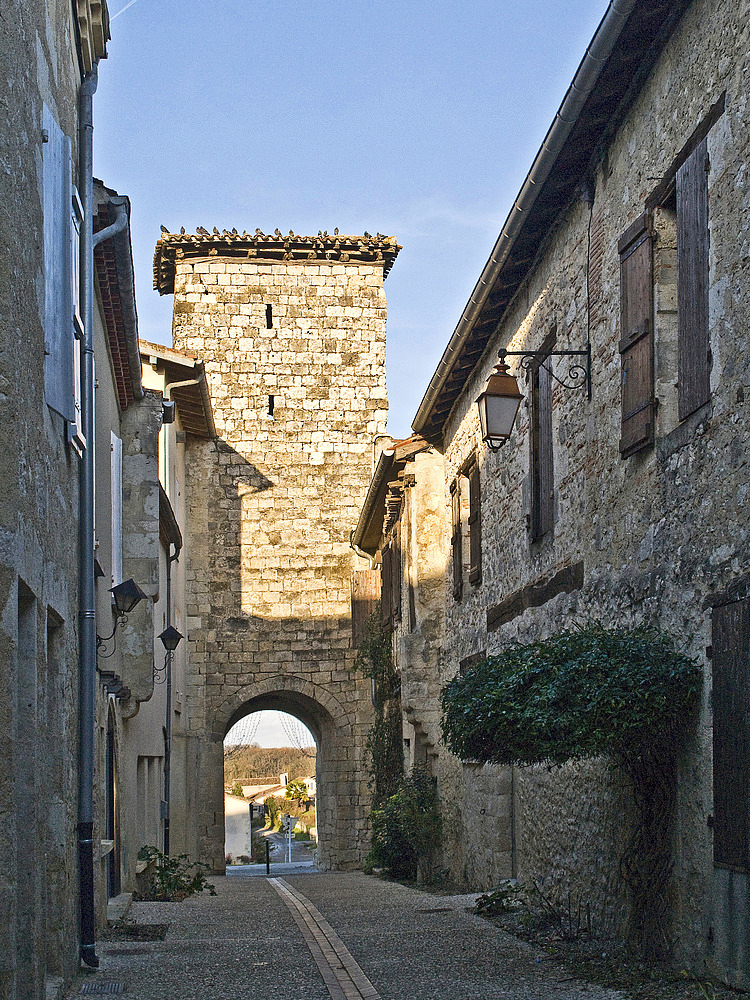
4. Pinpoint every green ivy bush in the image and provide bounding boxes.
[441,623,702,766]
[441,622,702,958]
[355,608,403,804]
[365,766,441,882]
